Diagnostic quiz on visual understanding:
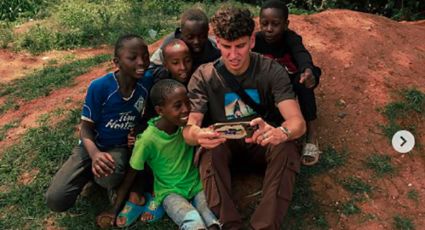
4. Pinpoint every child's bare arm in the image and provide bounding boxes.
[80,120,115,178]
[127,128,136,148]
